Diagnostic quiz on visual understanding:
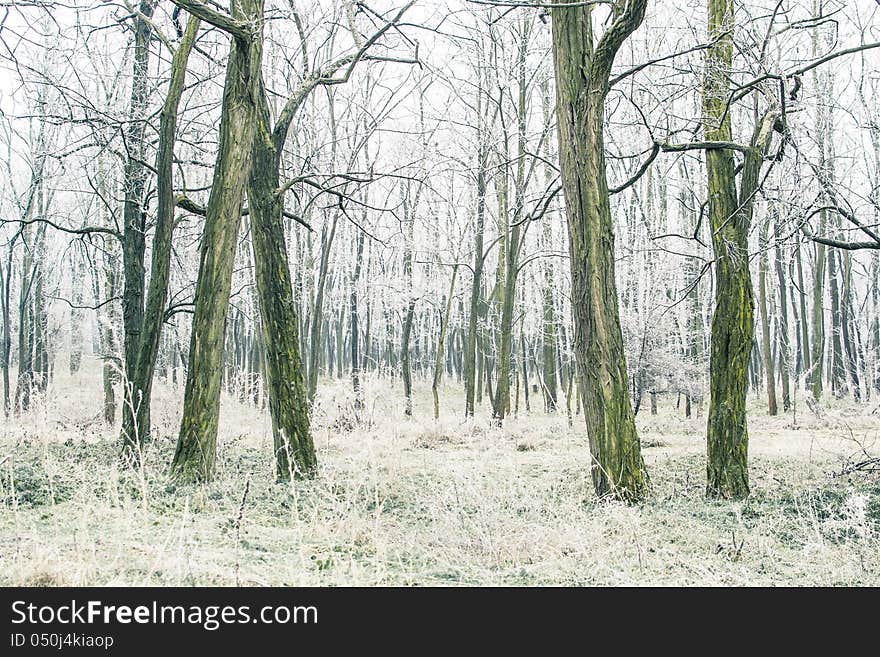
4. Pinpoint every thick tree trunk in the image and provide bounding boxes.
[551,0,649,502]
[703,0,780,499]
[247,109,317,477]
